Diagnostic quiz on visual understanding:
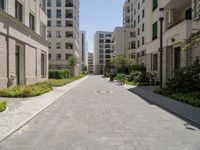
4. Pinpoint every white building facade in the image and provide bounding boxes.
[47,0,80,75]
[93,31,112,75]
[0,0,48,88]
[145,0,200,85]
